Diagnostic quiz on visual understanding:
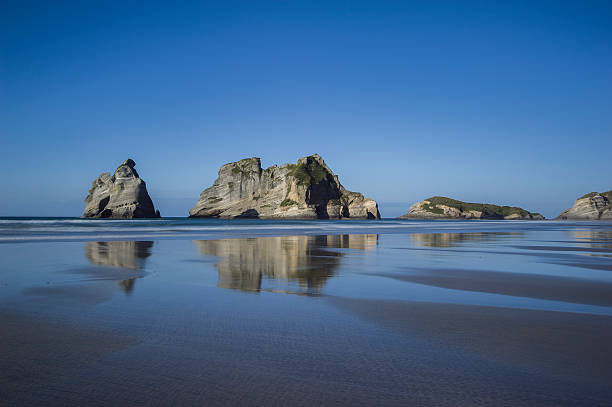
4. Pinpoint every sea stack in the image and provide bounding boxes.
[189,154,380,219]
[399,197,544,220]
[83,159,161,218]
[556,190,612,220]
